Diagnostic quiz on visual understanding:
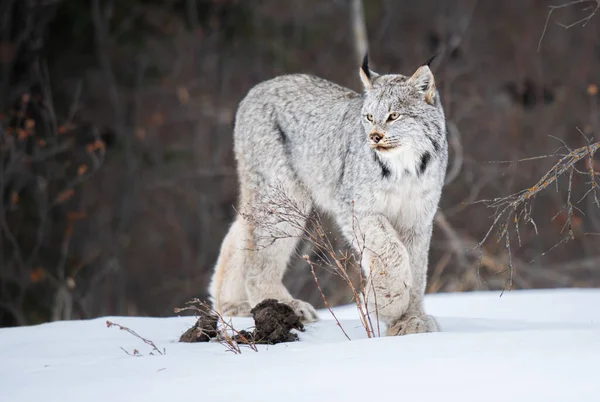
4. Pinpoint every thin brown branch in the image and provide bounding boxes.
[306,256,351,341]
[475,139,600,290]
[539,0,600,51]
[106,320,165,356]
